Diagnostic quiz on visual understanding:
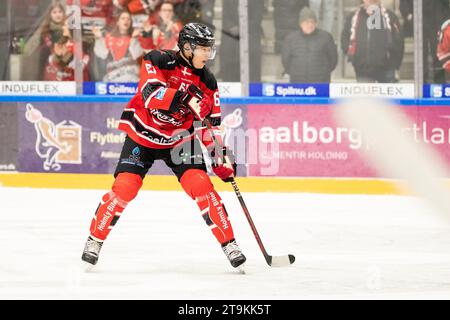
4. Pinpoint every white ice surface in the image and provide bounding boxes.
[1,186,450,299]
